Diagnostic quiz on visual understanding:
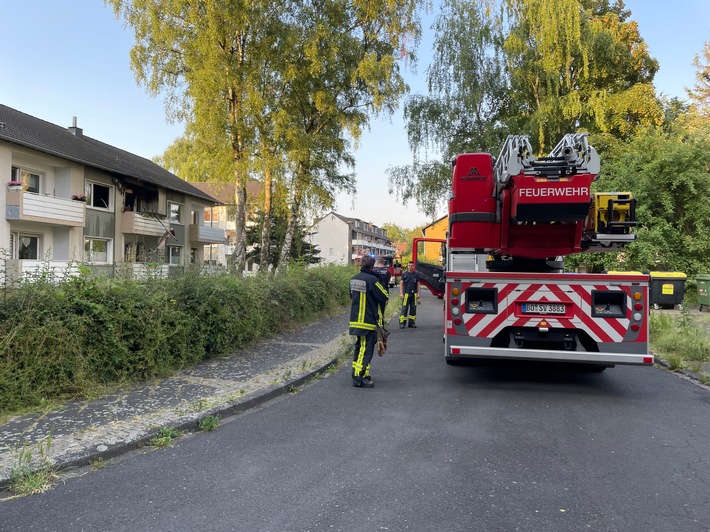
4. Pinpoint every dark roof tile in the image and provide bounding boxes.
[0,104,218,204]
